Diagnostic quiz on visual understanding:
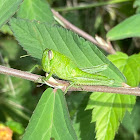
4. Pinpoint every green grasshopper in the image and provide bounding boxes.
[42,49,115,87]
